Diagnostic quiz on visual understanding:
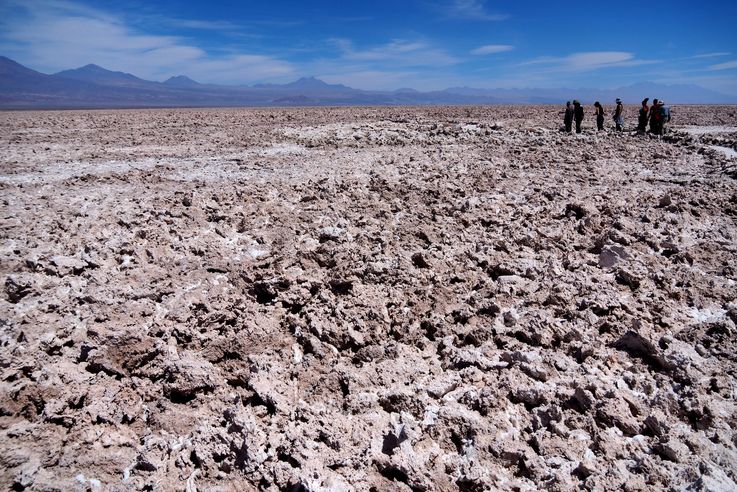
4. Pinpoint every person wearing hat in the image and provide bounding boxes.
[613,98,624,131]
[564,101,574,133]
[573,100,584,134]
[637,98,649,134]
[594,101,605,131]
